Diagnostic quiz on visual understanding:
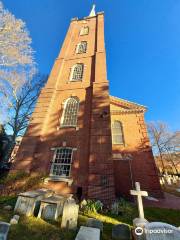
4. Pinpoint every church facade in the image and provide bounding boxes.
[12,8,163,204]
